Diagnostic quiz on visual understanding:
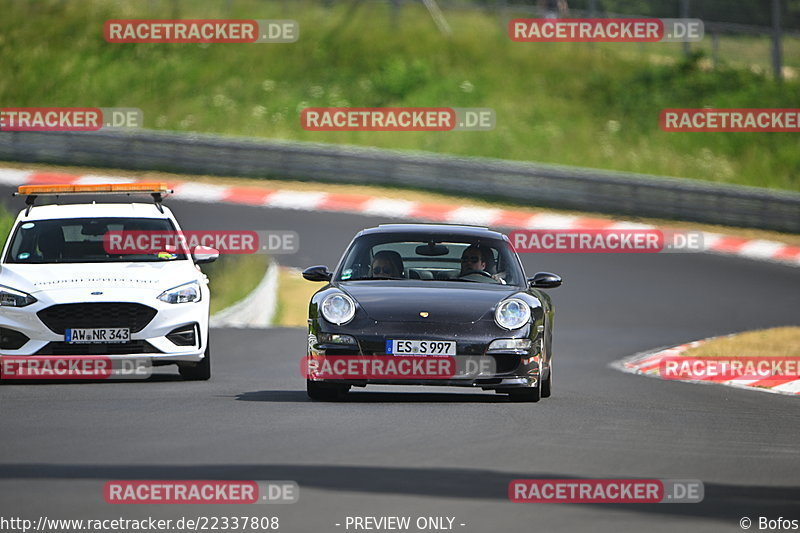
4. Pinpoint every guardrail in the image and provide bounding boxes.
[1,129,798,233]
